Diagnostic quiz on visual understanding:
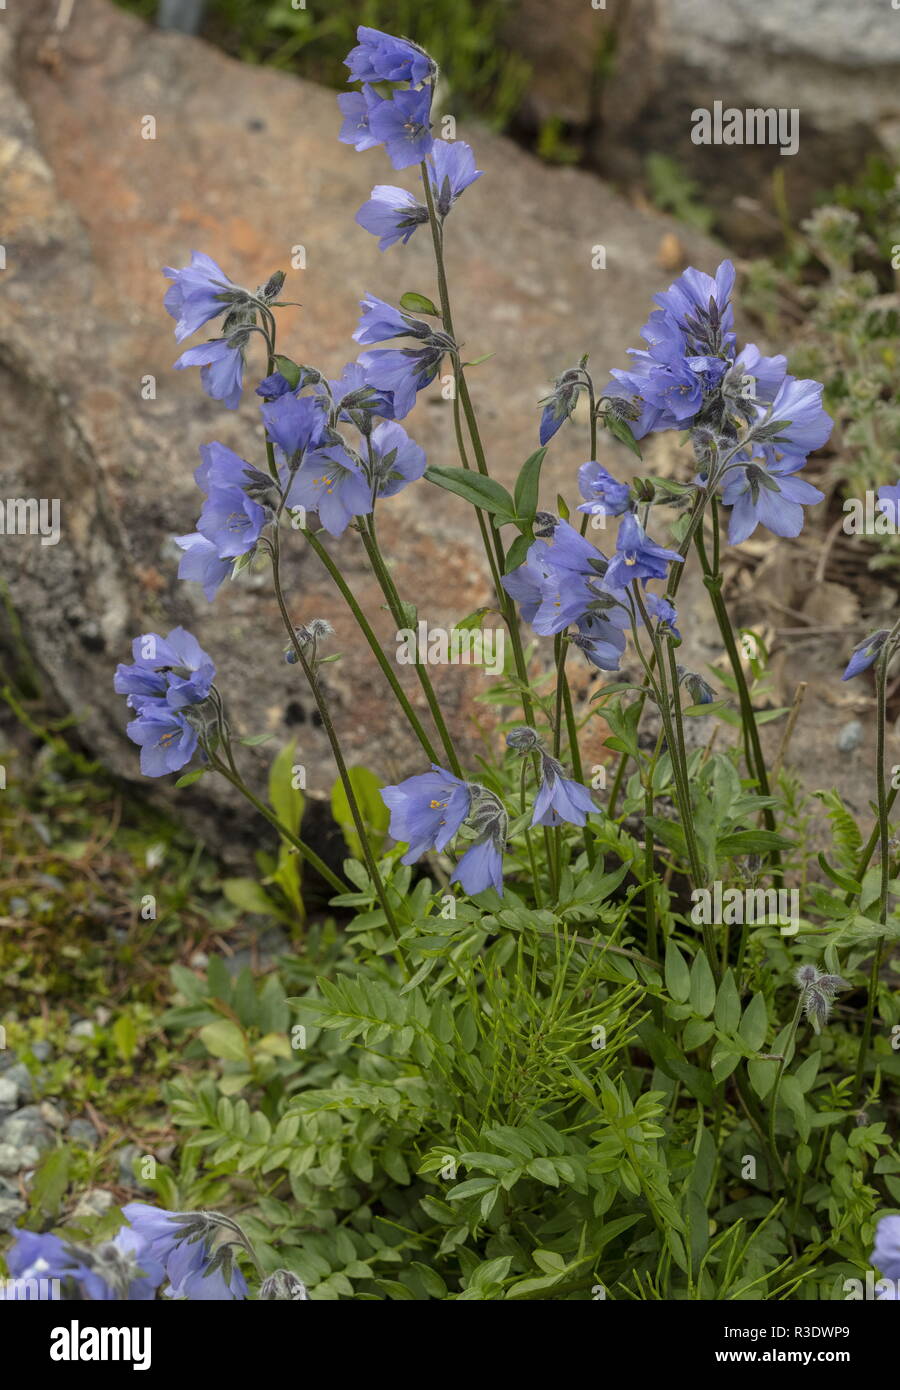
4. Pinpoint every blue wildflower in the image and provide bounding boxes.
[451,833,504,896]
[530,753,596,828]
[539,368,583,445]
[877,480,900,530]
[115,627,215,710]
[650,259,737,358]
[337,86,382,151]
[752,374,833,467]
[344,27,435,86]
[368,87,434,169]
[872,1215,900,1282]
[122,1204,248,1301]
[604,513,683,589]
[357,343,447,419]
[260,392,327,460]
[174,335,245,410]
[427,140,482,217]
[324,360,395,429]
[642,591,681,639]
[381,765,472,862]
[368,420,426,497]
[193,442,267,560]
[842,628,890,681]
[174,532,233,602]
[283,443,373,536]
[577,461,631,519]
[163,251,246,343]
[356,184,428,250]
[353,293,434,346]
[720,456,824,545]
[126,705,199,778]
[255,370,295,401]
[571,613,628,671]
